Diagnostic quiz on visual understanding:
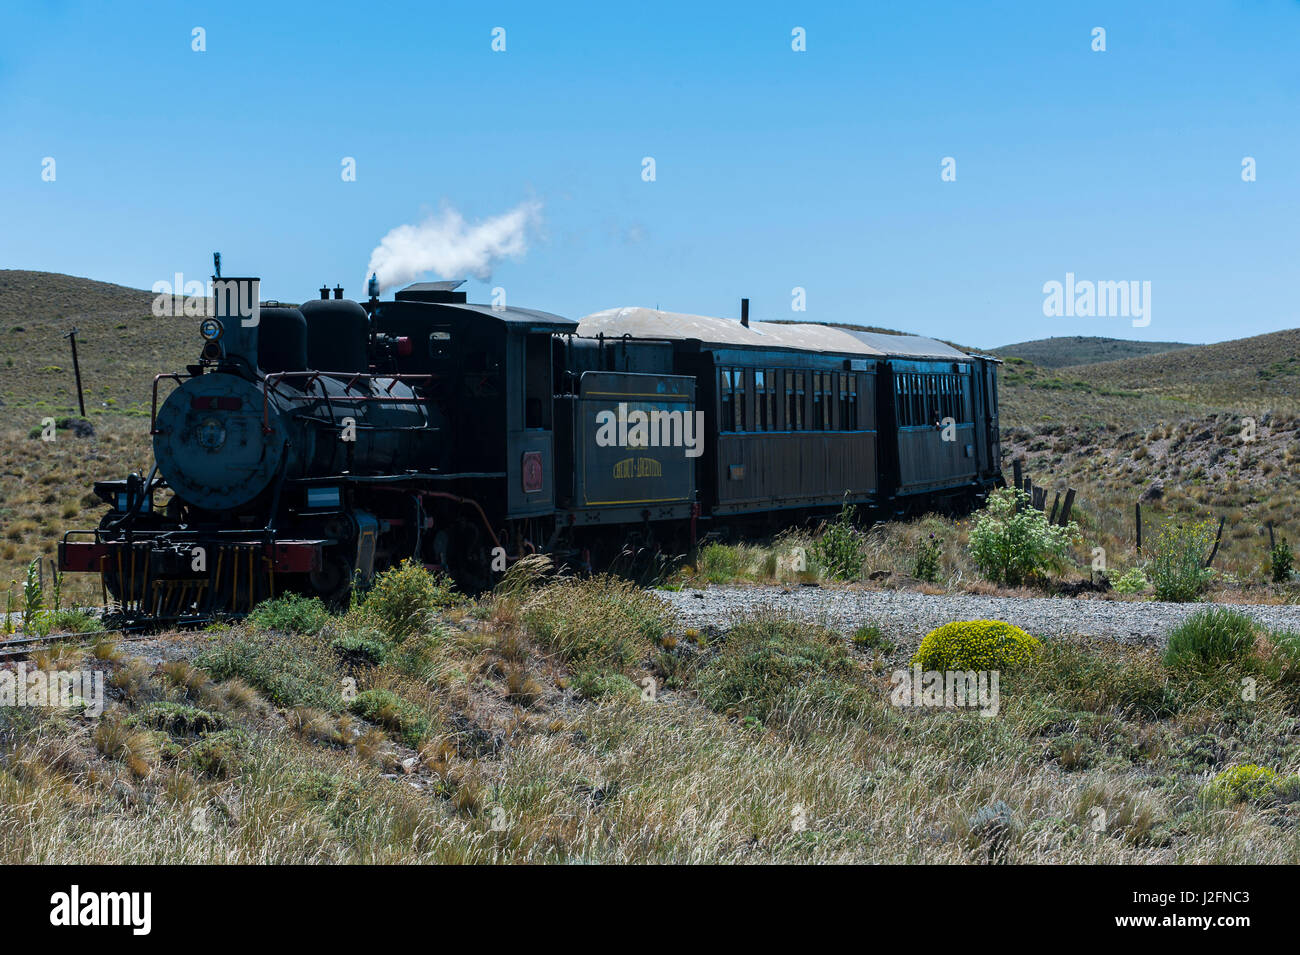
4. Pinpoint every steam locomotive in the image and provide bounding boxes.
[58,271,1002,620]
